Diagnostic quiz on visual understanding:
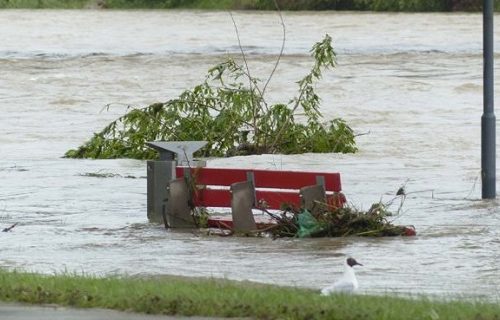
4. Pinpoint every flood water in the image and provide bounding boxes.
[1,10,500,300]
